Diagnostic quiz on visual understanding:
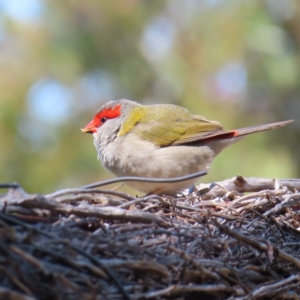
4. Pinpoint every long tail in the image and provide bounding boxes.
[201,120,294,141]
[232,120,294,138]
[203,120,293,156]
